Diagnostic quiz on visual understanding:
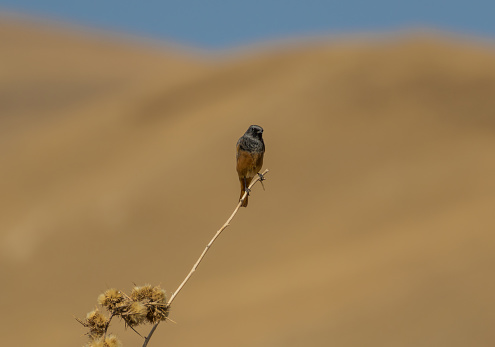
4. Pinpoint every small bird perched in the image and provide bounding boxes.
[236,125,265,207]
